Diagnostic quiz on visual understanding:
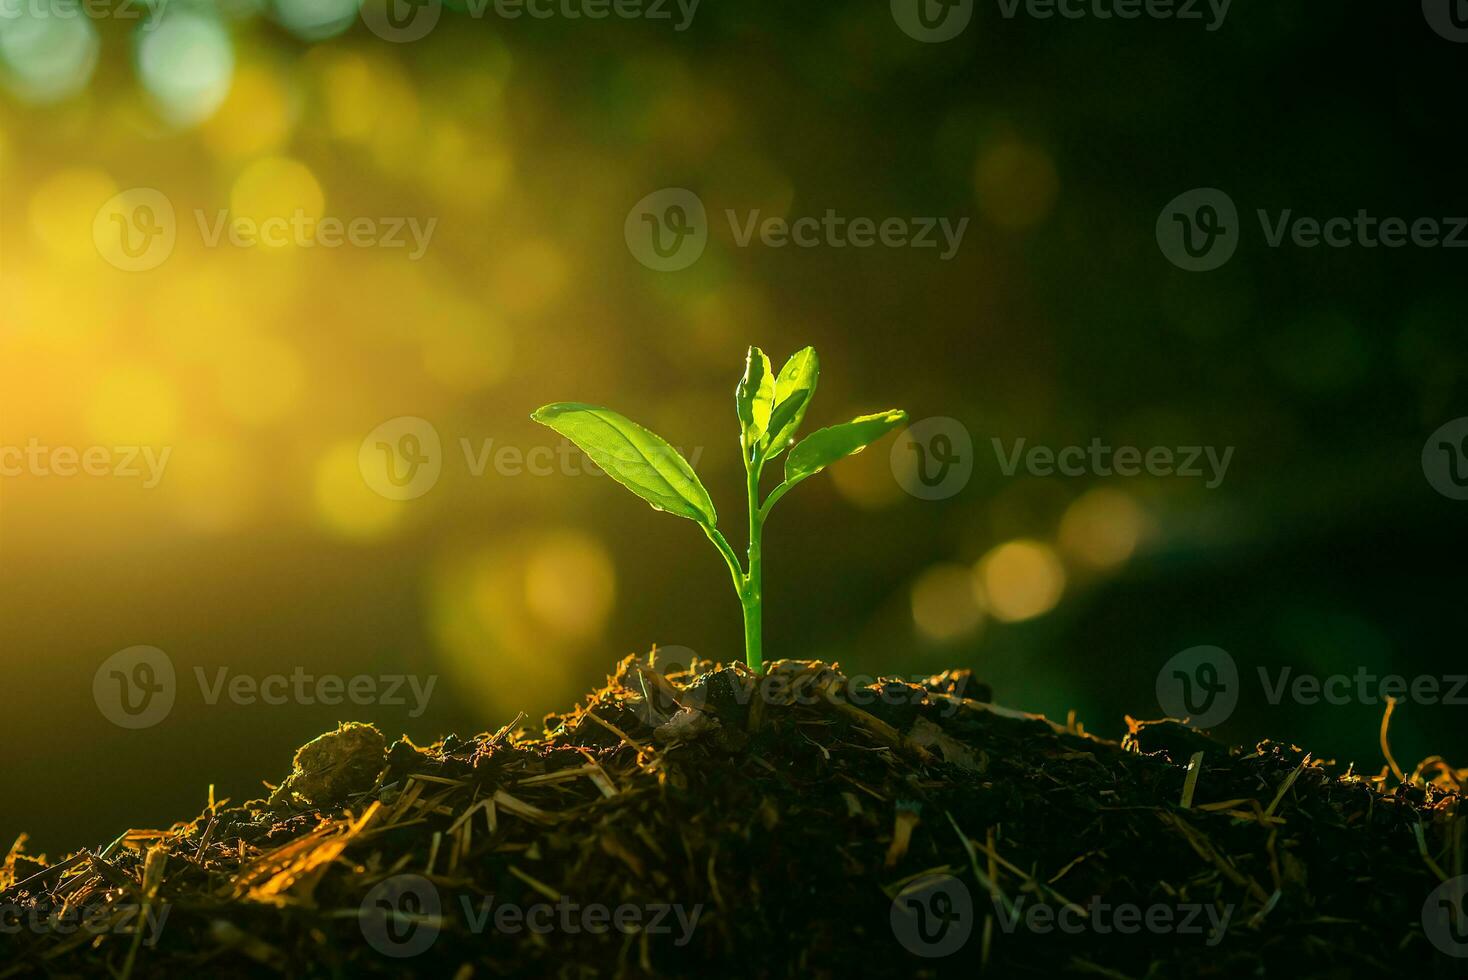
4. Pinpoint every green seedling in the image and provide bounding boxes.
[531,346,906,673]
